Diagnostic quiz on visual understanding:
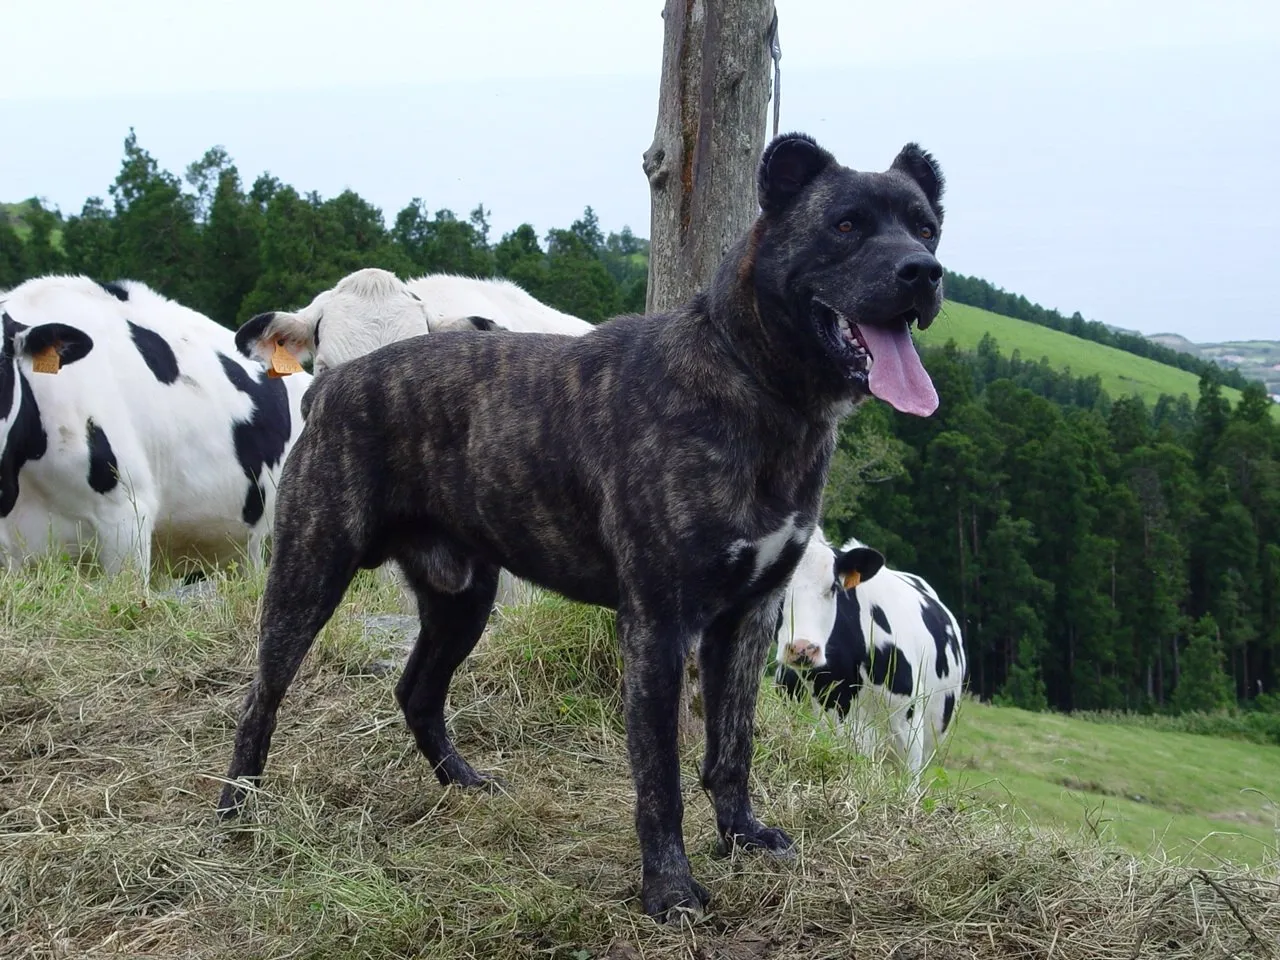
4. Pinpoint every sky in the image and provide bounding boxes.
[2,0,1278,343]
